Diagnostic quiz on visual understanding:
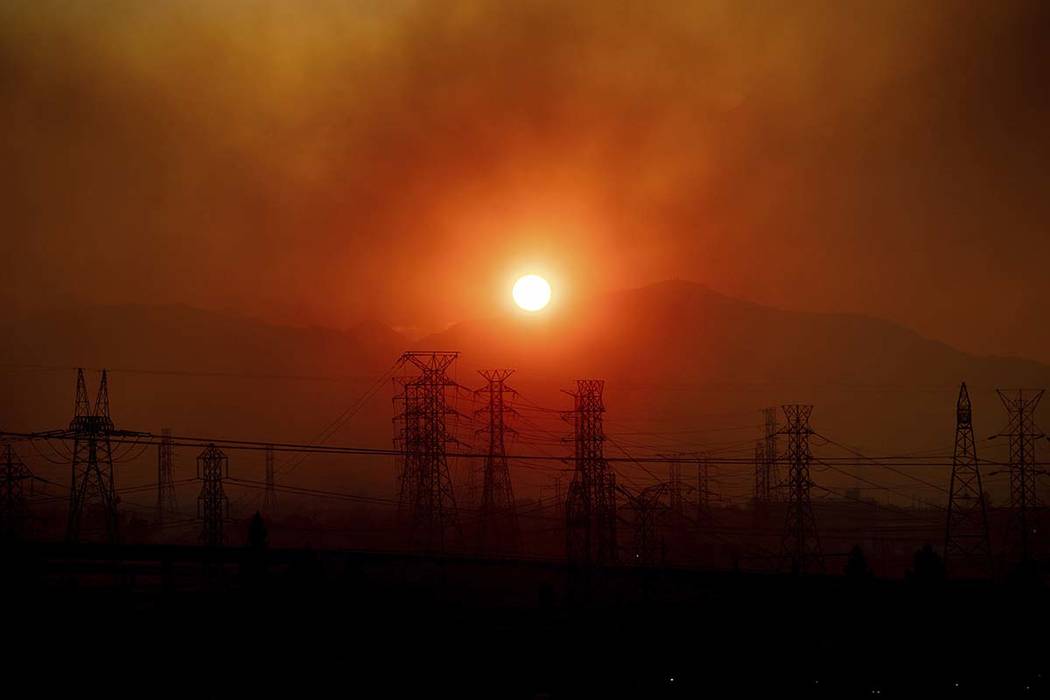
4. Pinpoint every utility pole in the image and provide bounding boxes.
[197,443,229,547]
[394,351,461,552]
[66,369,119,544]
[997,388,1045,564]
[944,383,992,577]
[262,444,278,515]
[564,379,616,566]
[780,404,823,574]
[0,442,33,540]
[475,369,520,555]
[156,428,178,526]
